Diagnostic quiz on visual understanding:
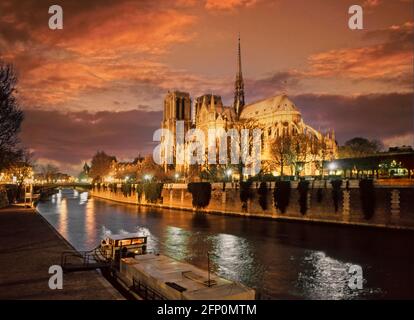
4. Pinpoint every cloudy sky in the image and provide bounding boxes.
[0,0,413,174]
